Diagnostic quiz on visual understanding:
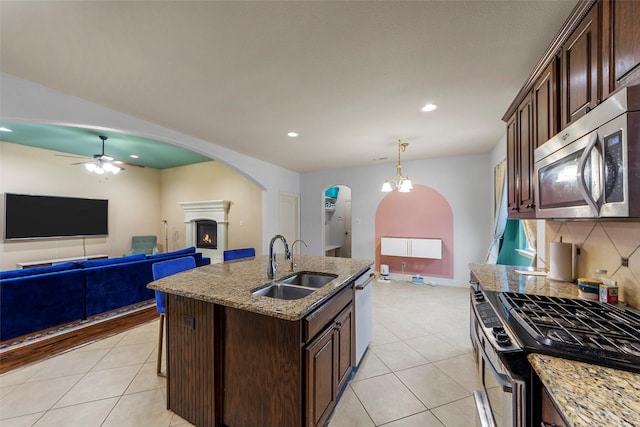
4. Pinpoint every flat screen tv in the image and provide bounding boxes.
[4,193,109,240]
